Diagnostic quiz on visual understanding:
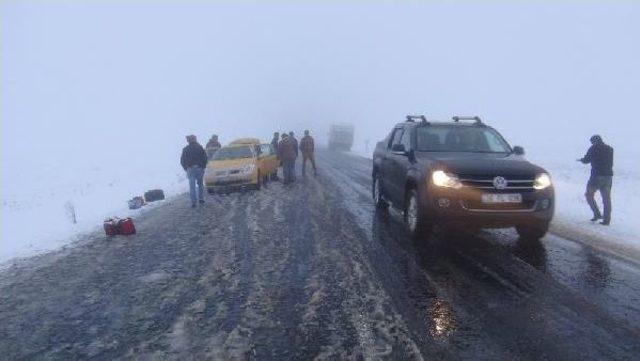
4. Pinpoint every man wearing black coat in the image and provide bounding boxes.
[289,131,299,179]
[181,135,208,207]
[579,135,614,225]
